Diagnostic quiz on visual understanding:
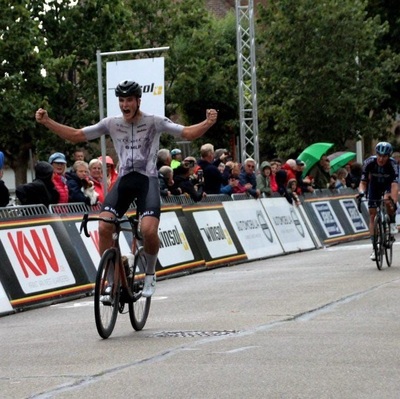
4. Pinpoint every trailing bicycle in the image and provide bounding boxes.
[80,213,151,339]
[358,195,396,270]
